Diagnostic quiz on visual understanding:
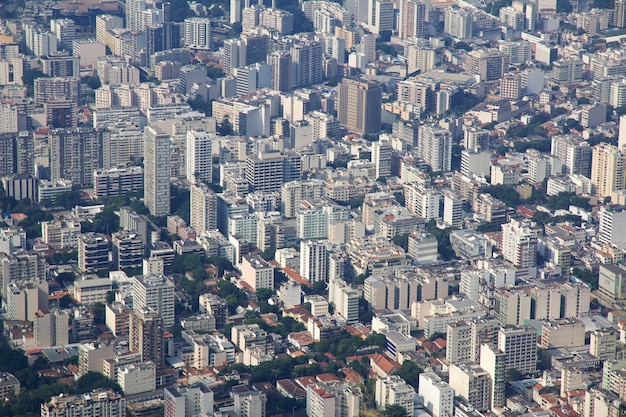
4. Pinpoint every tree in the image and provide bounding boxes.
[207,65,224,80]
[381,404,409,417]
[169,0,194,21]
[255,288,273,302]
[507,368,524,381]
[22,69,47,94]
[92,302,106,325]
[483,185,521,208]
[74,372,122,394]
[397,360,422,389]
[391,234,409,252]
[217,116,234,135]
[55,272,76,285]
[572,267,599,290]
[81,75,101,90]
[378,30,392,42]
[453,42,472,51]
[231,21,242,35]
[59,294,73,308]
